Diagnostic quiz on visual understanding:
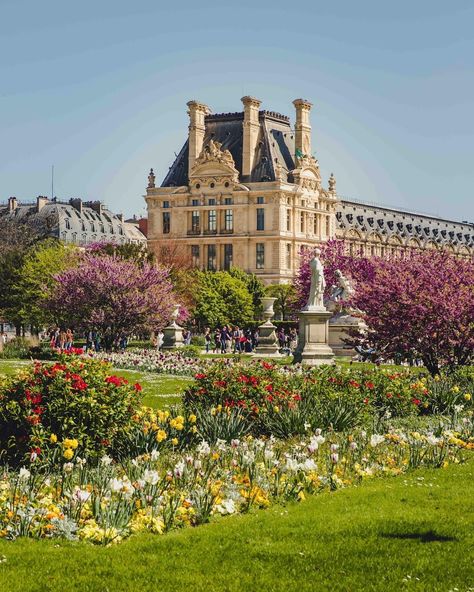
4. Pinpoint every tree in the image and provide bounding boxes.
[264,284,298,320]
[228,267,266,317]
[0,219,55,332]
[13,240,77,331]
[350,251,474,375]
[192,271,254,328]
[46,254,176,343]
[87,241,154,266]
